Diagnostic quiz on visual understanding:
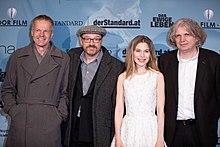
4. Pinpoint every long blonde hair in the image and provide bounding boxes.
[125,35,159,78]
